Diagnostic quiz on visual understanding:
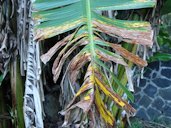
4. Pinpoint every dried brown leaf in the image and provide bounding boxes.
[52,39,88,82]
[96,50,128,66]
[41,34,73,64]
[67,52,91,85]
[93,20,153,47]
[110,43,147,67]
